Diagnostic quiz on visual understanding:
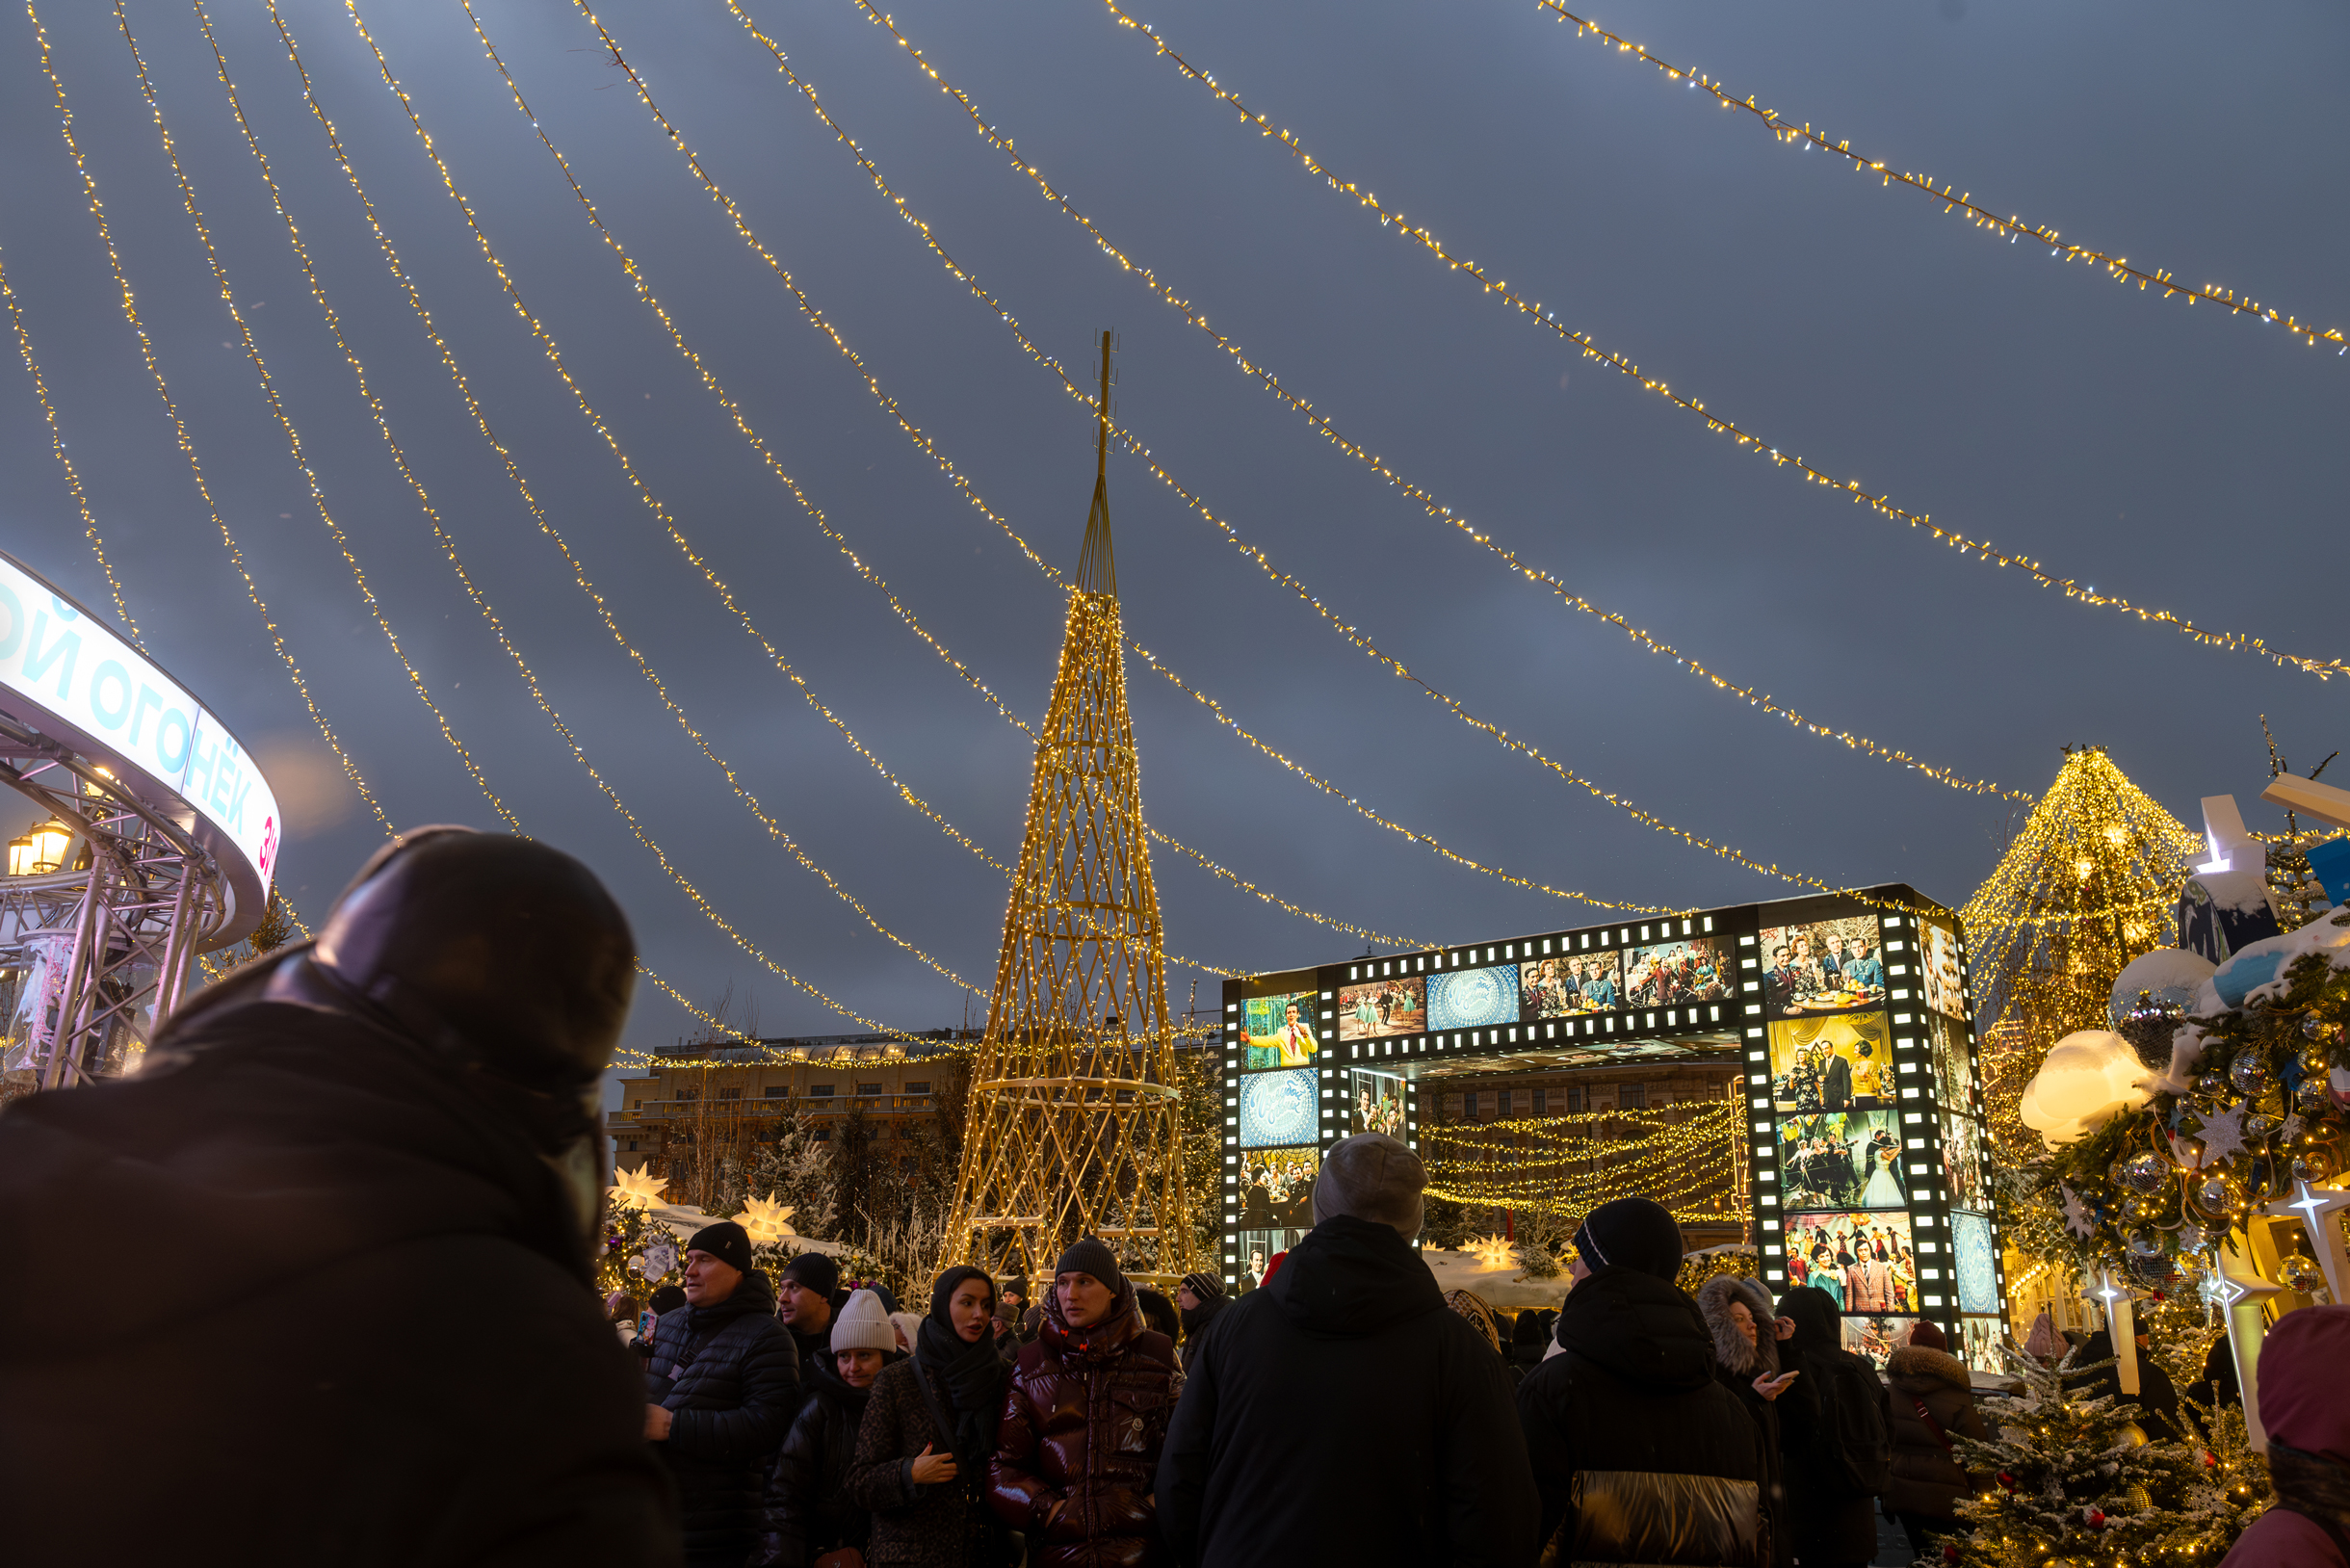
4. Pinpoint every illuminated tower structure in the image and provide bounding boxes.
[938,335,1196,1285]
